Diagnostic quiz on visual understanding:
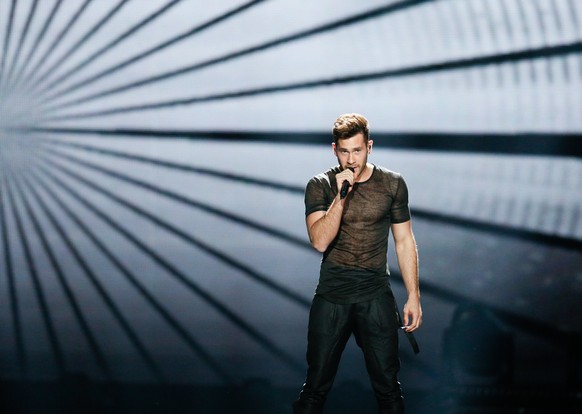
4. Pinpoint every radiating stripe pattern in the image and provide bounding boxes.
[0,0,581,387]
